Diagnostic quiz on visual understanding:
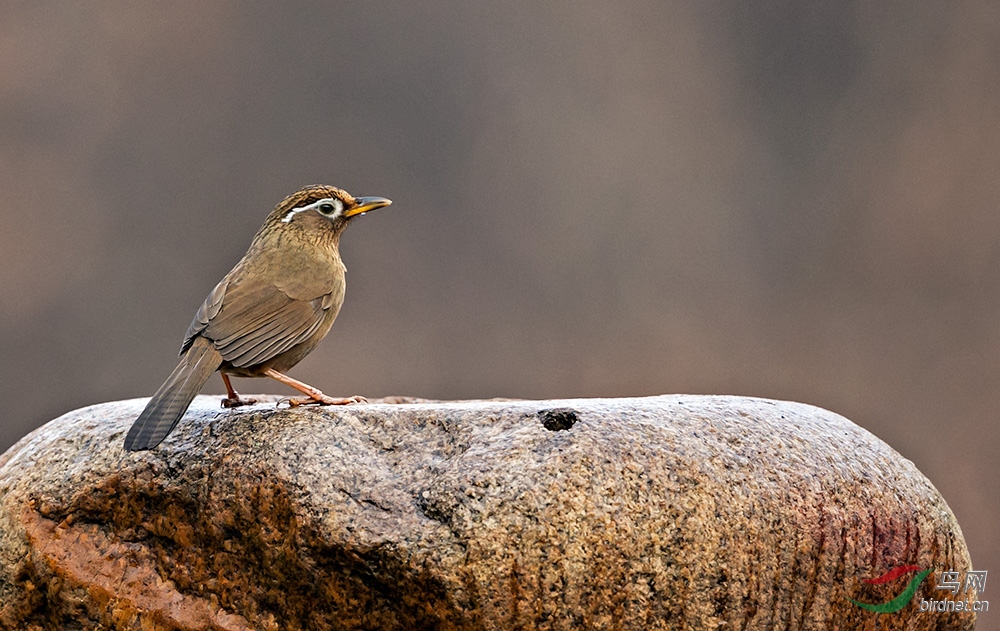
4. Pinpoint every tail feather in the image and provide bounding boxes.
[124,337,223,451]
